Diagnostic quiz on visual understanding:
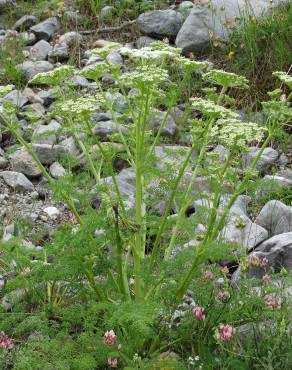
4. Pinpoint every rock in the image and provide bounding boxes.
[58,31,83,47]
[29,39,52,61]
[176,0,289,53]
[22,87,44,104]
[49,162,66,179]
[135,36,156,49]
[106,50,123,65]
[276,169,292,181]
[148,110,178,138]
[9,149,42,178]
[213,144,229,162]
[1,289,26,311]
[100,6,116,20]
[20,31,36,46]
[30,17,59,41]
[105,92,127,113]
[92,120,127,140]
[16,60,54,80]
[13,15,38,31]
[0,156,8,169]
[43,206,60,219]
[0,171,34,192]
[242,147,279,174]
[70,75,93,88]
[232,233,292,282]
[2,90,28,108]
[37,89,56,106]
[279,153,289,166]
[32,120,61,145]
[63,10,83,24]
[48,43,69,62]
[263,175,292,188]
[178,1,194,19]
[255,200,292,237]
[137,10,184,39]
